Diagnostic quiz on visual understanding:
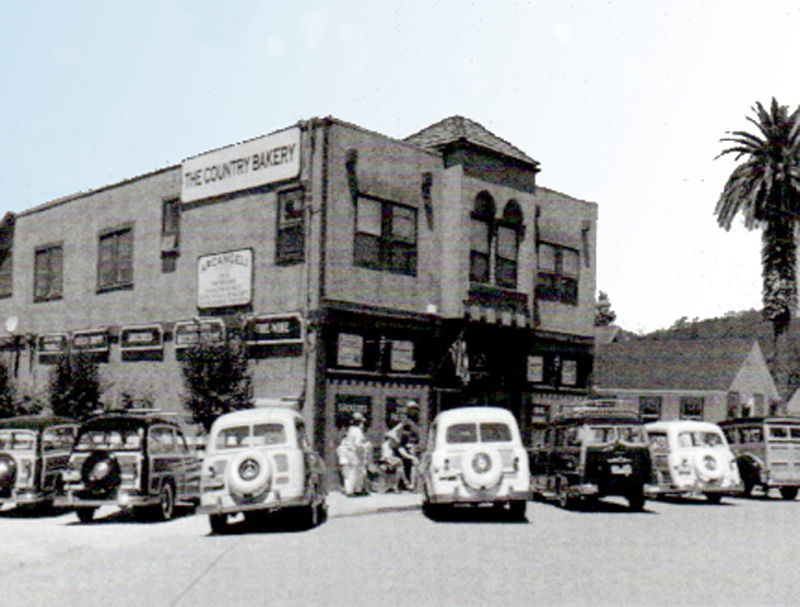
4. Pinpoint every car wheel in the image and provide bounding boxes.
[209,514,229,535]
[76,507,96,523]
[627,488,646,512]
[780,486,798,501]
[155,482,176,521]
[704,493,723,504]
[507,500,527,522]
